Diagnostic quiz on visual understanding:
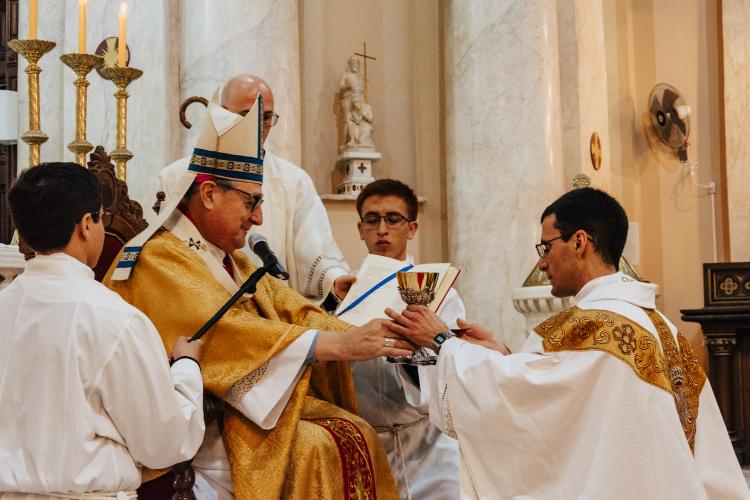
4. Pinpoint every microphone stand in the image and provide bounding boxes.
[189,261,274,342]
